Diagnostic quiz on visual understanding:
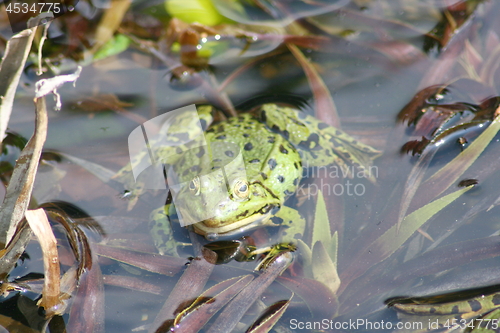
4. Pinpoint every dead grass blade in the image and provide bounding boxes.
[25,208,61,318]
[0,220,32,279]
[0,28,37,143]
[287,43,340,127]
[92,0,132,52]
[0,95,48,250]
